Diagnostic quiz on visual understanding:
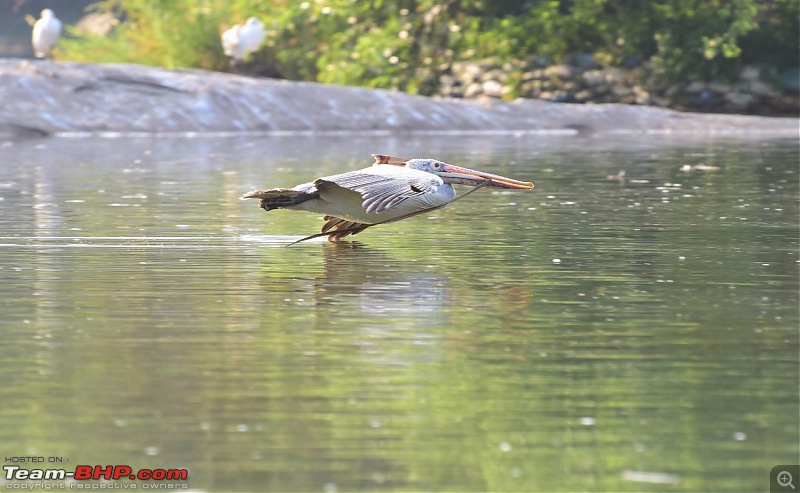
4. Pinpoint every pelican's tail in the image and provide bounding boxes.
[240,188,316,211]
